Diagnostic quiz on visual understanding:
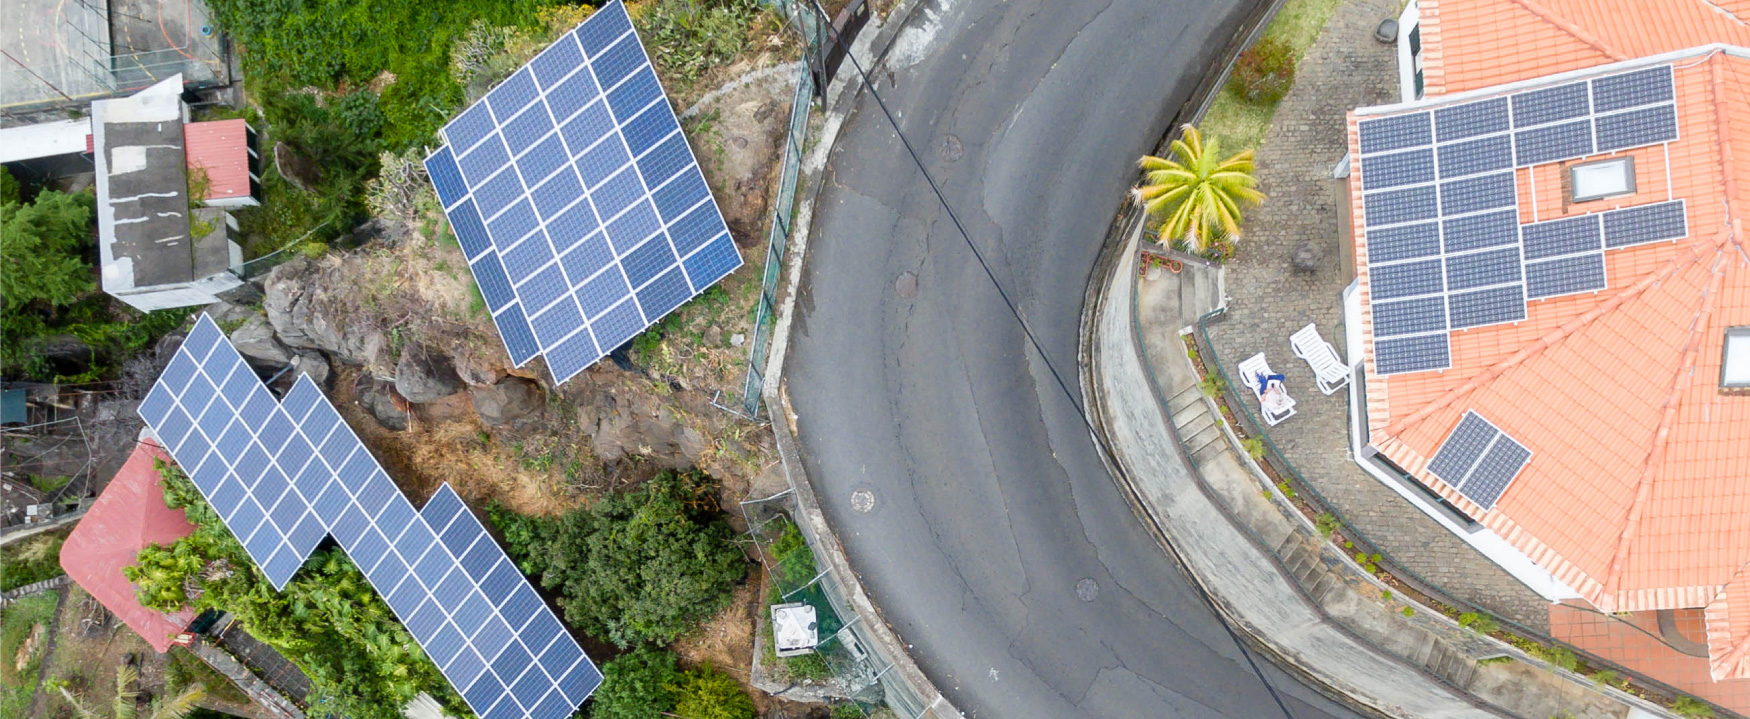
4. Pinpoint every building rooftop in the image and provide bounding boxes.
[184,119,252,202]
[92,75,232,296]
[1350,40,1750,679]
[59,440,198,653]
